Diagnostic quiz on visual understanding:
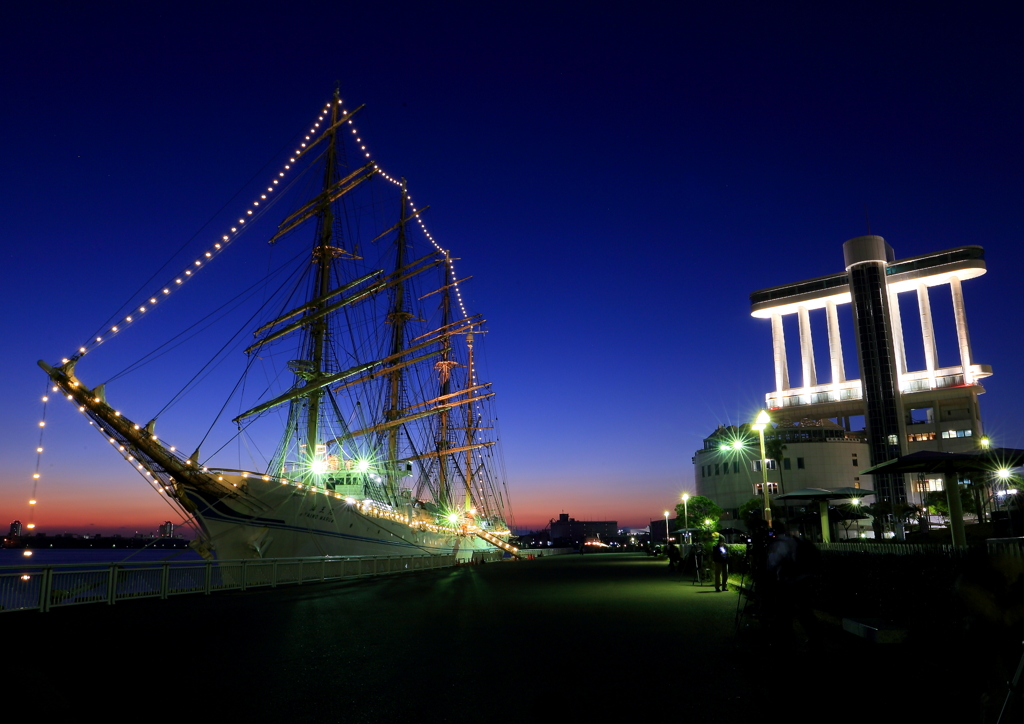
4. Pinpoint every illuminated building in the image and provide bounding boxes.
[694,236,990,515]
[8,520,23,537]
[694,421,870,515]
[158,521,174,538]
